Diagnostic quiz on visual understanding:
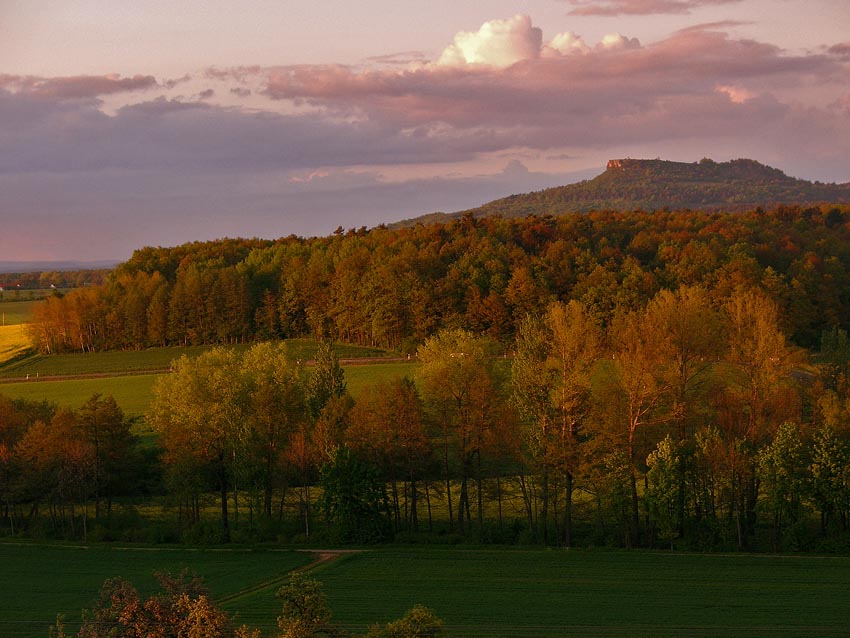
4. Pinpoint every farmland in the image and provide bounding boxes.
[4,544,850,638]
[0,299,38,325]
[0,328,414,421]
[0,339,393,379]
[0,543,311,638]
[0,362,418,420]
